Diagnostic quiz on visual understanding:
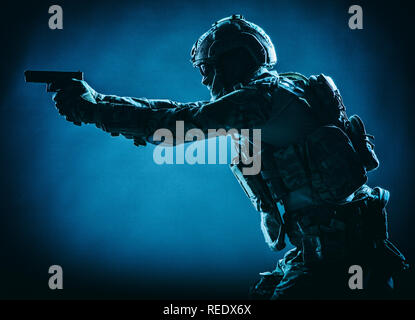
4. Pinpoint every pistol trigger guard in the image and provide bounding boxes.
[47,83,55,92]
[48,82,62,92]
